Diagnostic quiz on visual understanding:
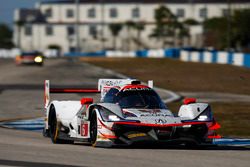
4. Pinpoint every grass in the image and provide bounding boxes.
[80,57,250,138]
[81,57,250,94]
